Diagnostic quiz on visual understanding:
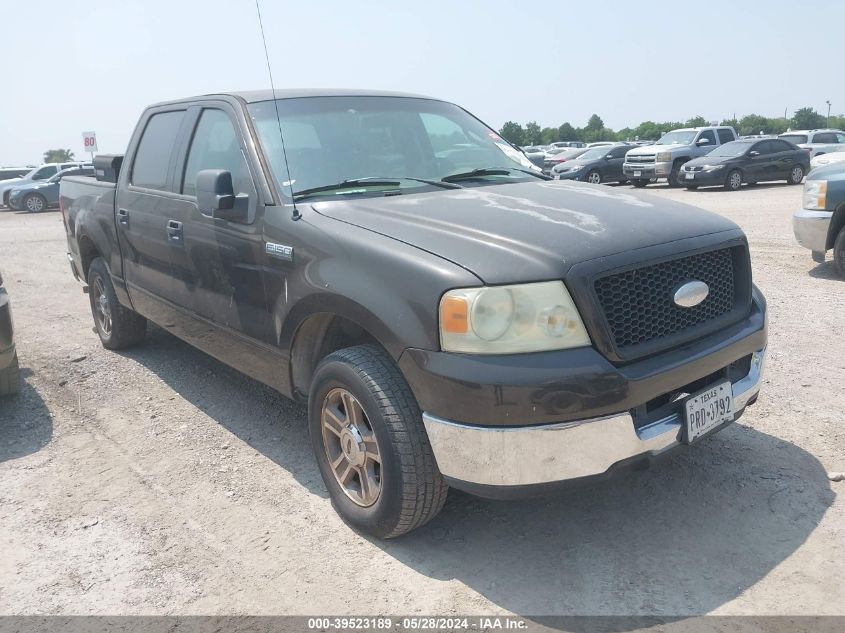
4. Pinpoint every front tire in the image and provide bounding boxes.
[788,165,805,185]
[87,257,147,349]
[0,352,20,396]
[725,169,743,191]
[834,228,845,278]
[23,193,47,213]
[309,344,447,538]
[586,170,601,185]
[667,161,685,188]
